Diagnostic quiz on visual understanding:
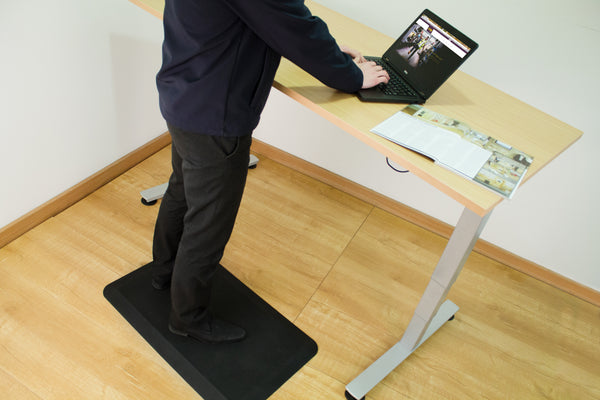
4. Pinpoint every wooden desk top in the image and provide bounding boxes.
[129,0,582,216]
